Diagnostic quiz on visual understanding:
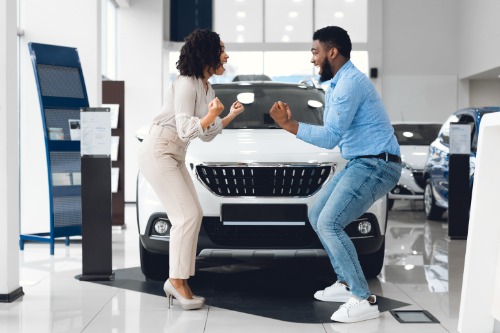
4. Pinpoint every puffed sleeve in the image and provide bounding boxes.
[198,117,223,142]
[173,77,223,142]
